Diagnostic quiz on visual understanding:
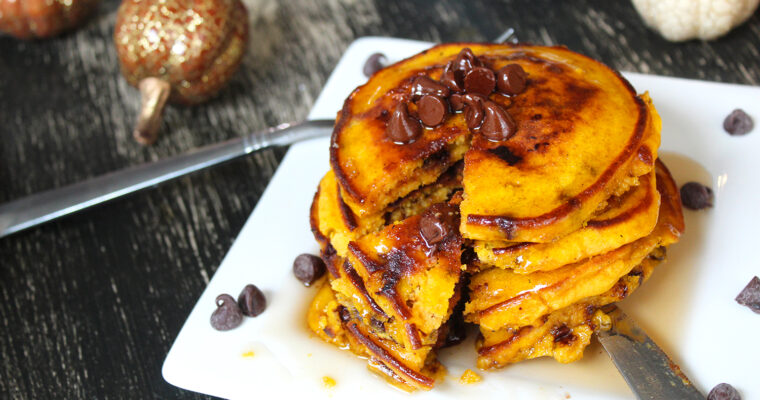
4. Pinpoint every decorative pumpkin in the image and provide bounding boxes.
[632,0,760,41]
[114,0,249,145]
[0,0,99,39]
